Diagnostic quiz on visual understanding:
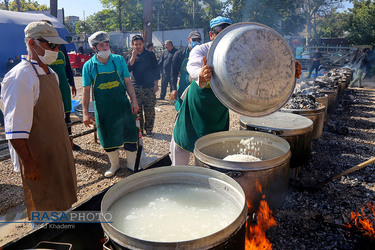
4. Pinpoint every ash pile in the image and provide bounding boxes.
[284,93,319,109]
[265,67,375,249]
